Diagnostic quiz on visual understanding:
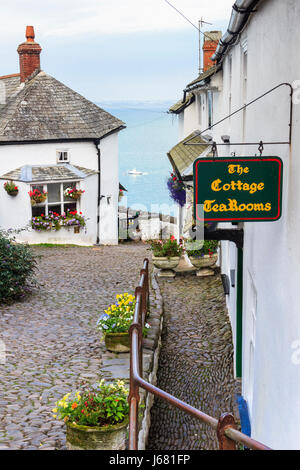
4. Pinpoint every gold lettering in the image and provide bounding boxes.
[265,203,271,211]
[228,199,238,211]
[254,203,264,211]
[211,179,222,191]
[204,200,216,212]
